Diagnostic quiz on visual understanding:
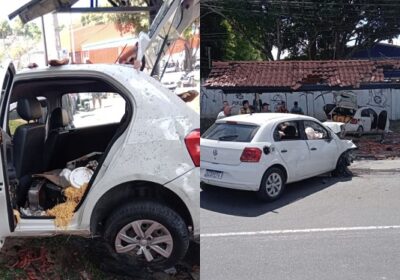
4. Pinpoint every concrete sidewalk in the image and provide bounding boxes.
[351,159,400,172]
